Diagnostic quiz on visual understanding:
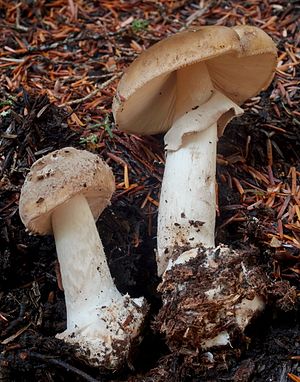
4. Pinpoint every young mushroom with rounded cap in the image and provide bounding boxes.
[19,147,147,369]
[113,26,277,357]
